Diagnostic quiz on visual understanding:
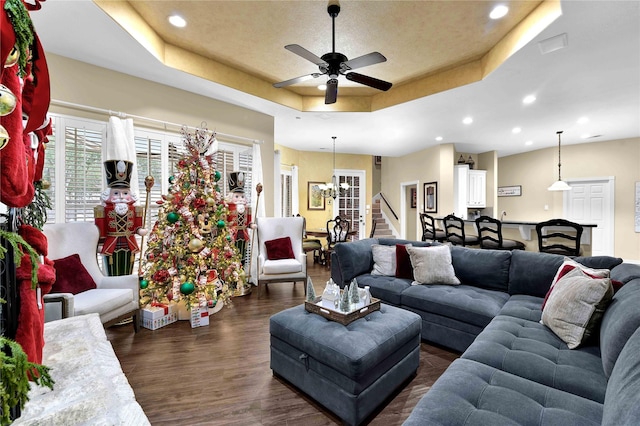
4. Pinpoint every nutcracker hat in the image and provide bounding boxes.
[104,160,133,188]
[227,171,245,193]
